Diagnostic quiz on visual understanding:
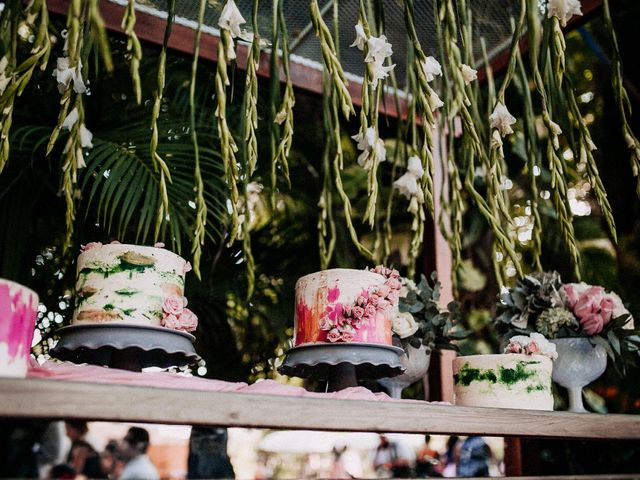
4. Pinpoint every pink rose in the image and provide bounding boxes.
[387,291,399,305]
[525,342,540,355]
[356,291,368,306]
[580,313,604,336]
[110,240,121,244]
[561,284,580,309]
[365,304,377,318]
[385,278,402,290]
[178,308,198,332]
[600,296,614,323]
[183,261,192,274]
[353,306,365,319]
[327,328,341,342]
[342,304,353,317]
[376,298,390,311]
[319,317,333,330]
[369,294,380,306]
[351,317,363,329]
[389,269,400,279]
[154,242,166,248]
[162,313,181,330]
[80,242,102,253]
[163,294,186,316]
[505,342,522,354]
[341,329,355,342]
[376,285,391,298]
[574,286,606,319]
